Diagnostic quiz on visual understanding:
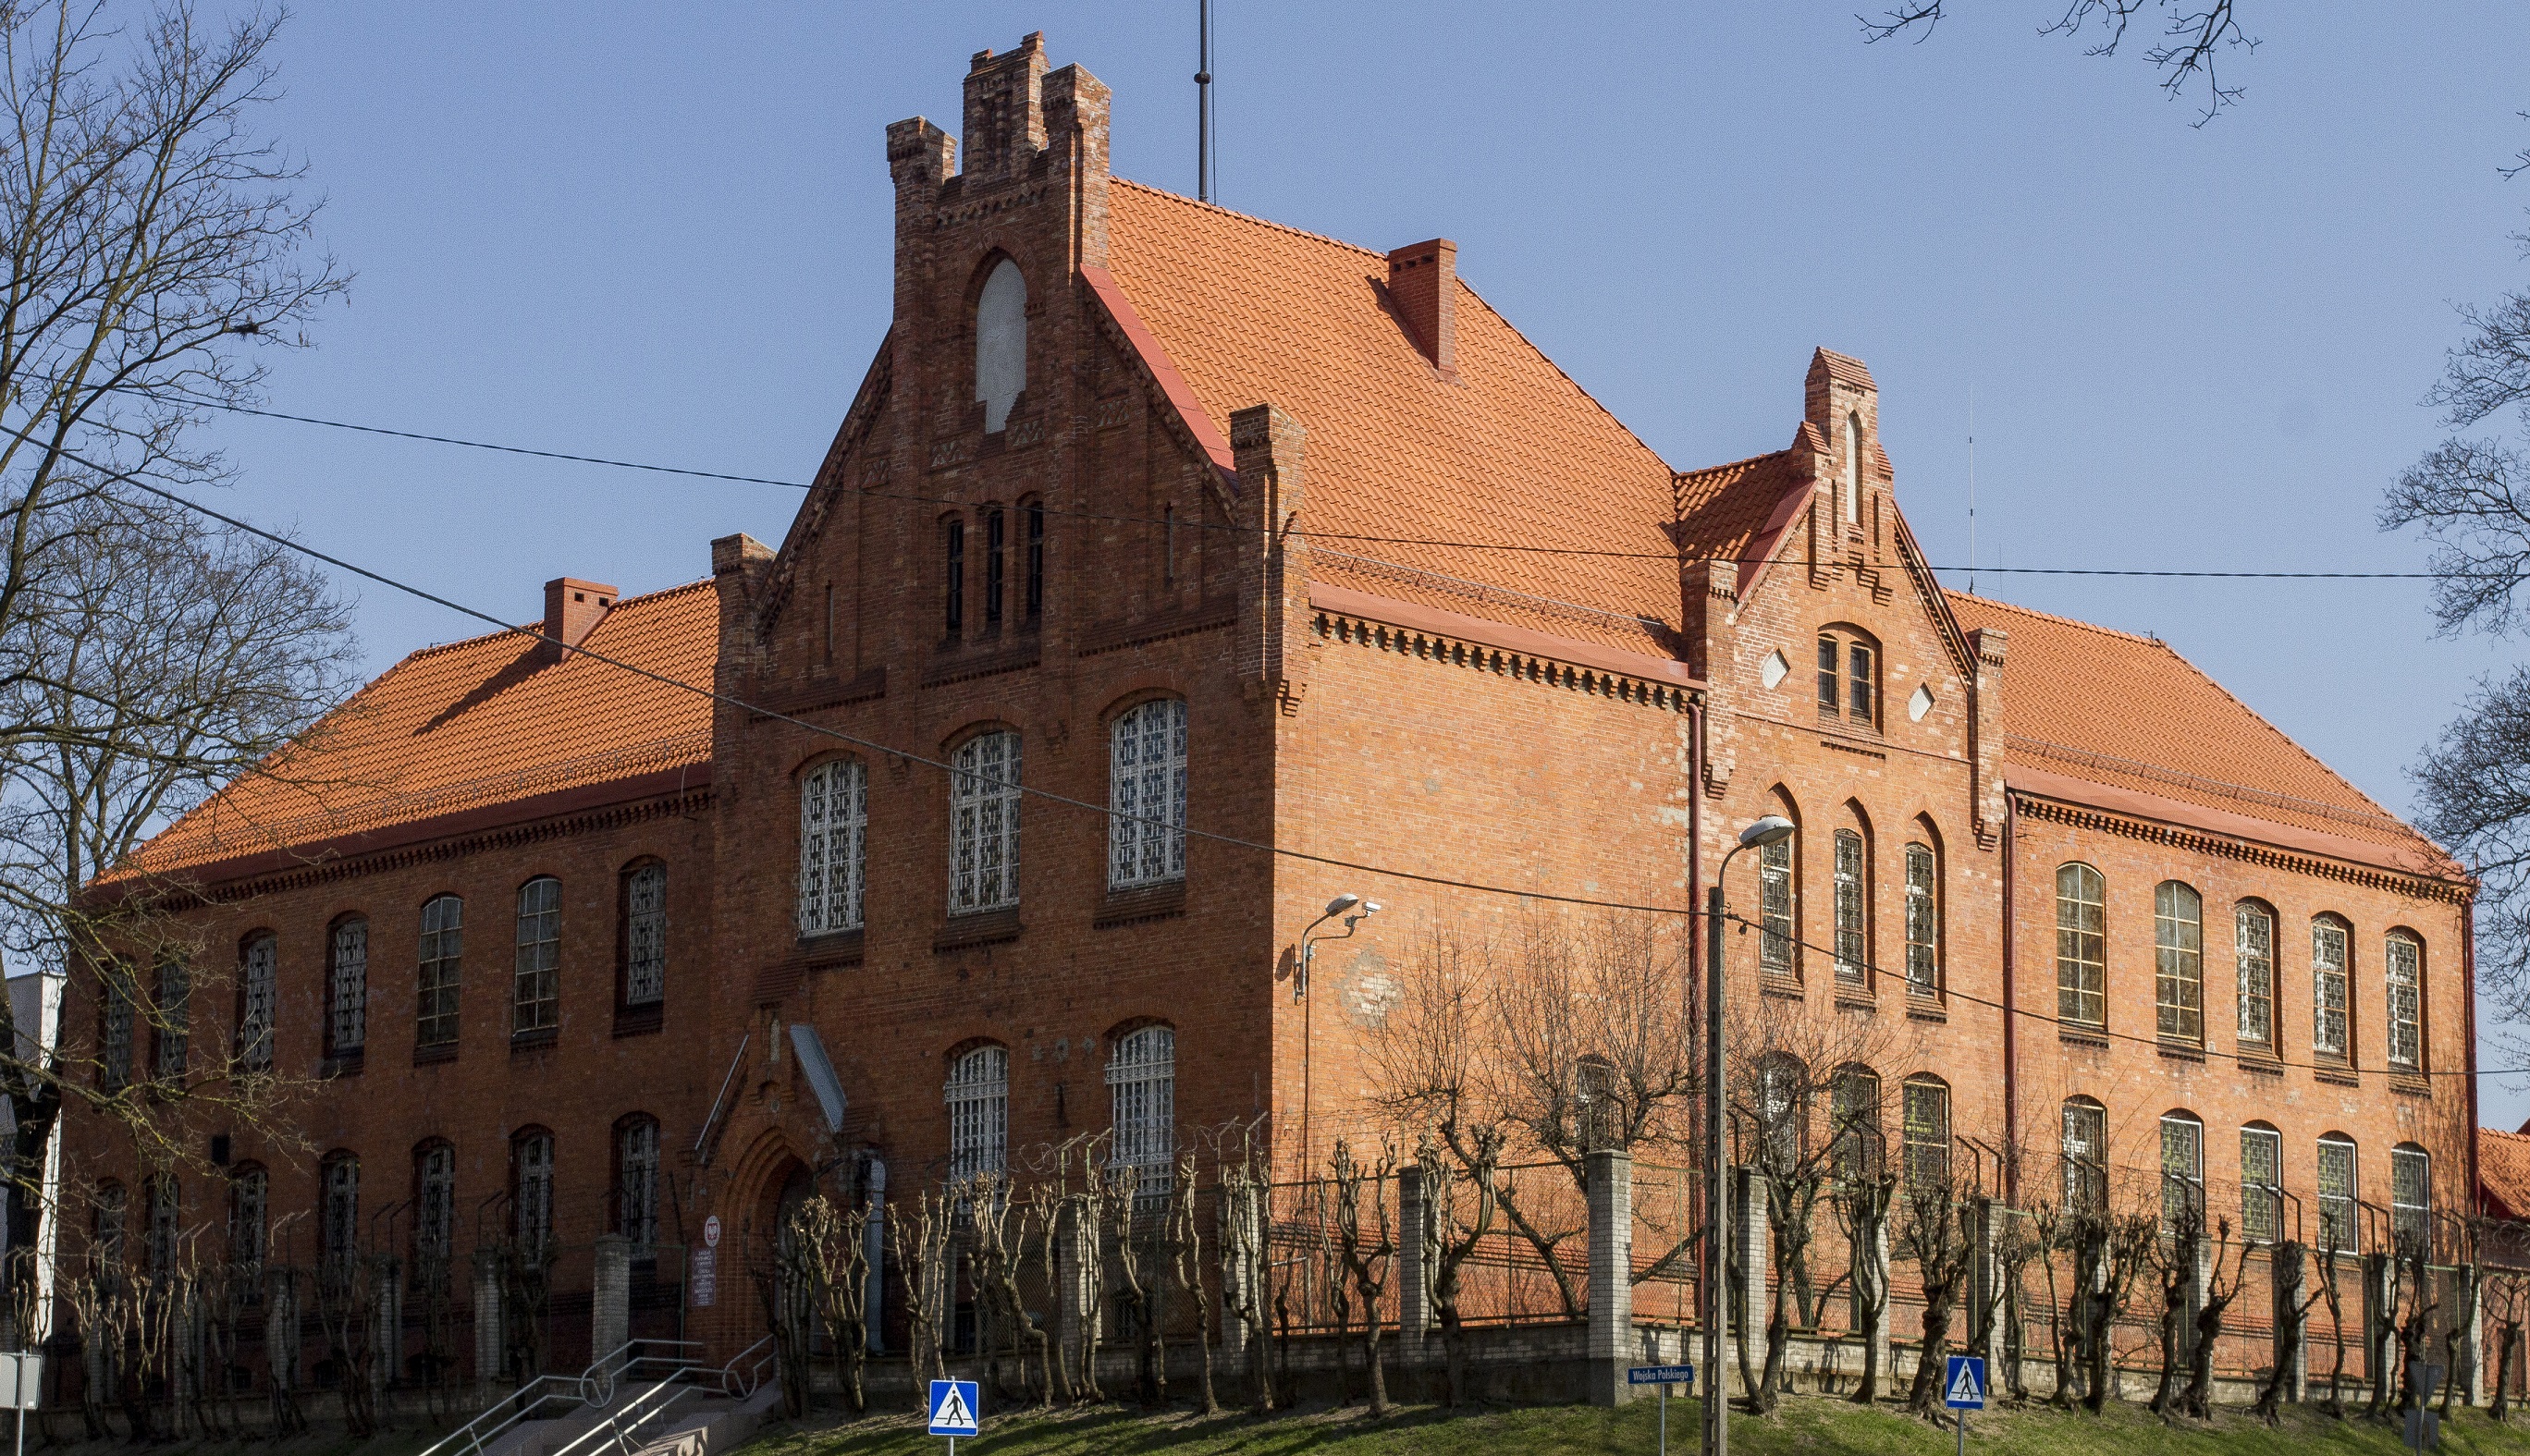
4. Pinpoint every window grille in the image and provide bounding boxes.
[514,1132,554,1249]
[2235,903,2274,1047]
[2061,1099,2106,1214]
[619,1119,658,1247]
[514,878,561,1034]
[416,1144,454,1263]
[1904,843,1937,995]
[100,966,133,1092]
[239,934,276,1072]
[146,1176,178,1274]
[950,730,1022,913]
[625,863,667,1005]
[1901,1078,1949,1193]
[798,760,867,936]
[2316,1135,2357,1253]
[2240,1126,2281,1243]
[2159,1113,2205,1231]
[228,1167,267,1270]
[1109,699,1188,889]
[1832,1068,1881,1181]
[946,1046,1010,1182]
[1759,835,1794,973]
[1755,1055,1805,1170]
[2386,933,2422,1070]
[322,1156,360,1276]
[154,961,188,1080]
[2313,919,2350,1059]
[2055,864,2105,1026]
[418,895,462,1049]
[1108,1027,1176,1198]
[1833,831,1866,983]
[329,917,368,1056]
[2154,883,2204,1044]
[2390,1145,2430,1249]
